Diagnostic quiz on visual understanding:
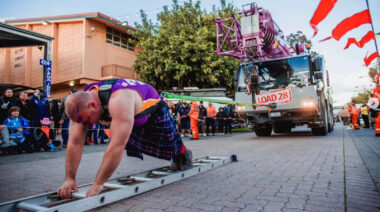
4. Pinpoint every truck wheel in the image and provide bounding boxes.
[328,107,334,132]
[255,124,272,137]
[312,104,328,136]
